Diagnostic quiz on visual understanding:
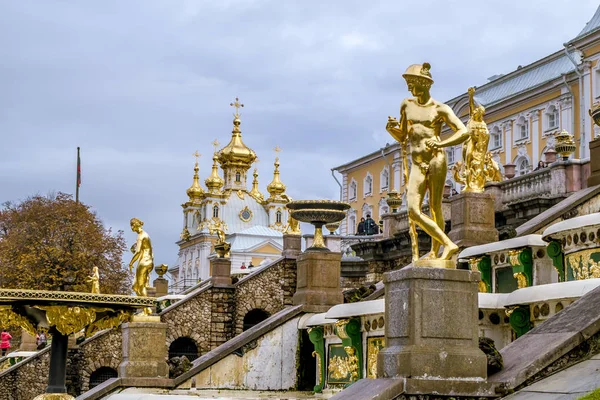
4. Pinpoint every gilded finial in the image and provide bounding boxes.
[267,146,287,201]
[249,167,264,202]
[187,152,205,202]
[230,97,244,117]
